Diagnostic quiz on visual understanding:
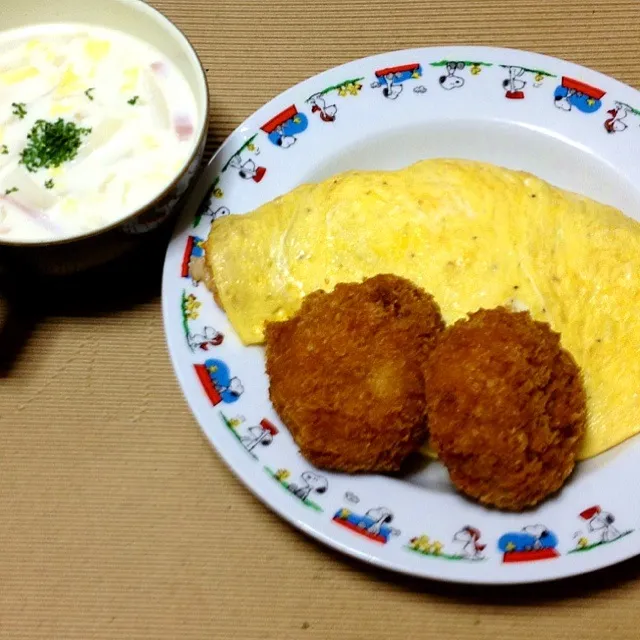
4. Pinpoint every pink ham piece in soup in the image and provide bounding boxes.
[174,114,194,141]
[0,195,63,235]
[151,61,170,77]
